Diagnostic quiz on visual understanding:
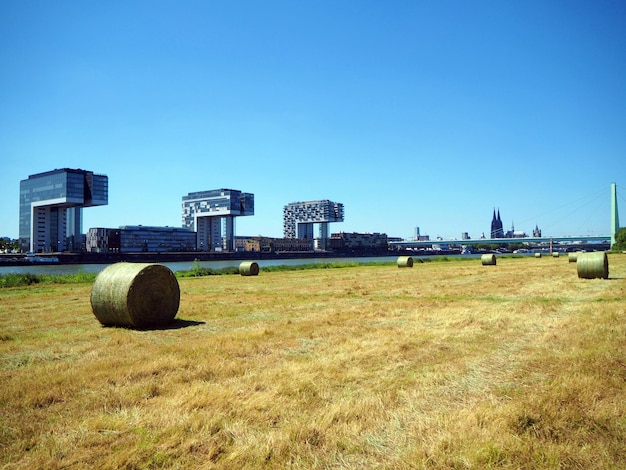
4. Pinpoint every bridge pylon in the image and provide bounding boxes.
[611,182,620,247]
